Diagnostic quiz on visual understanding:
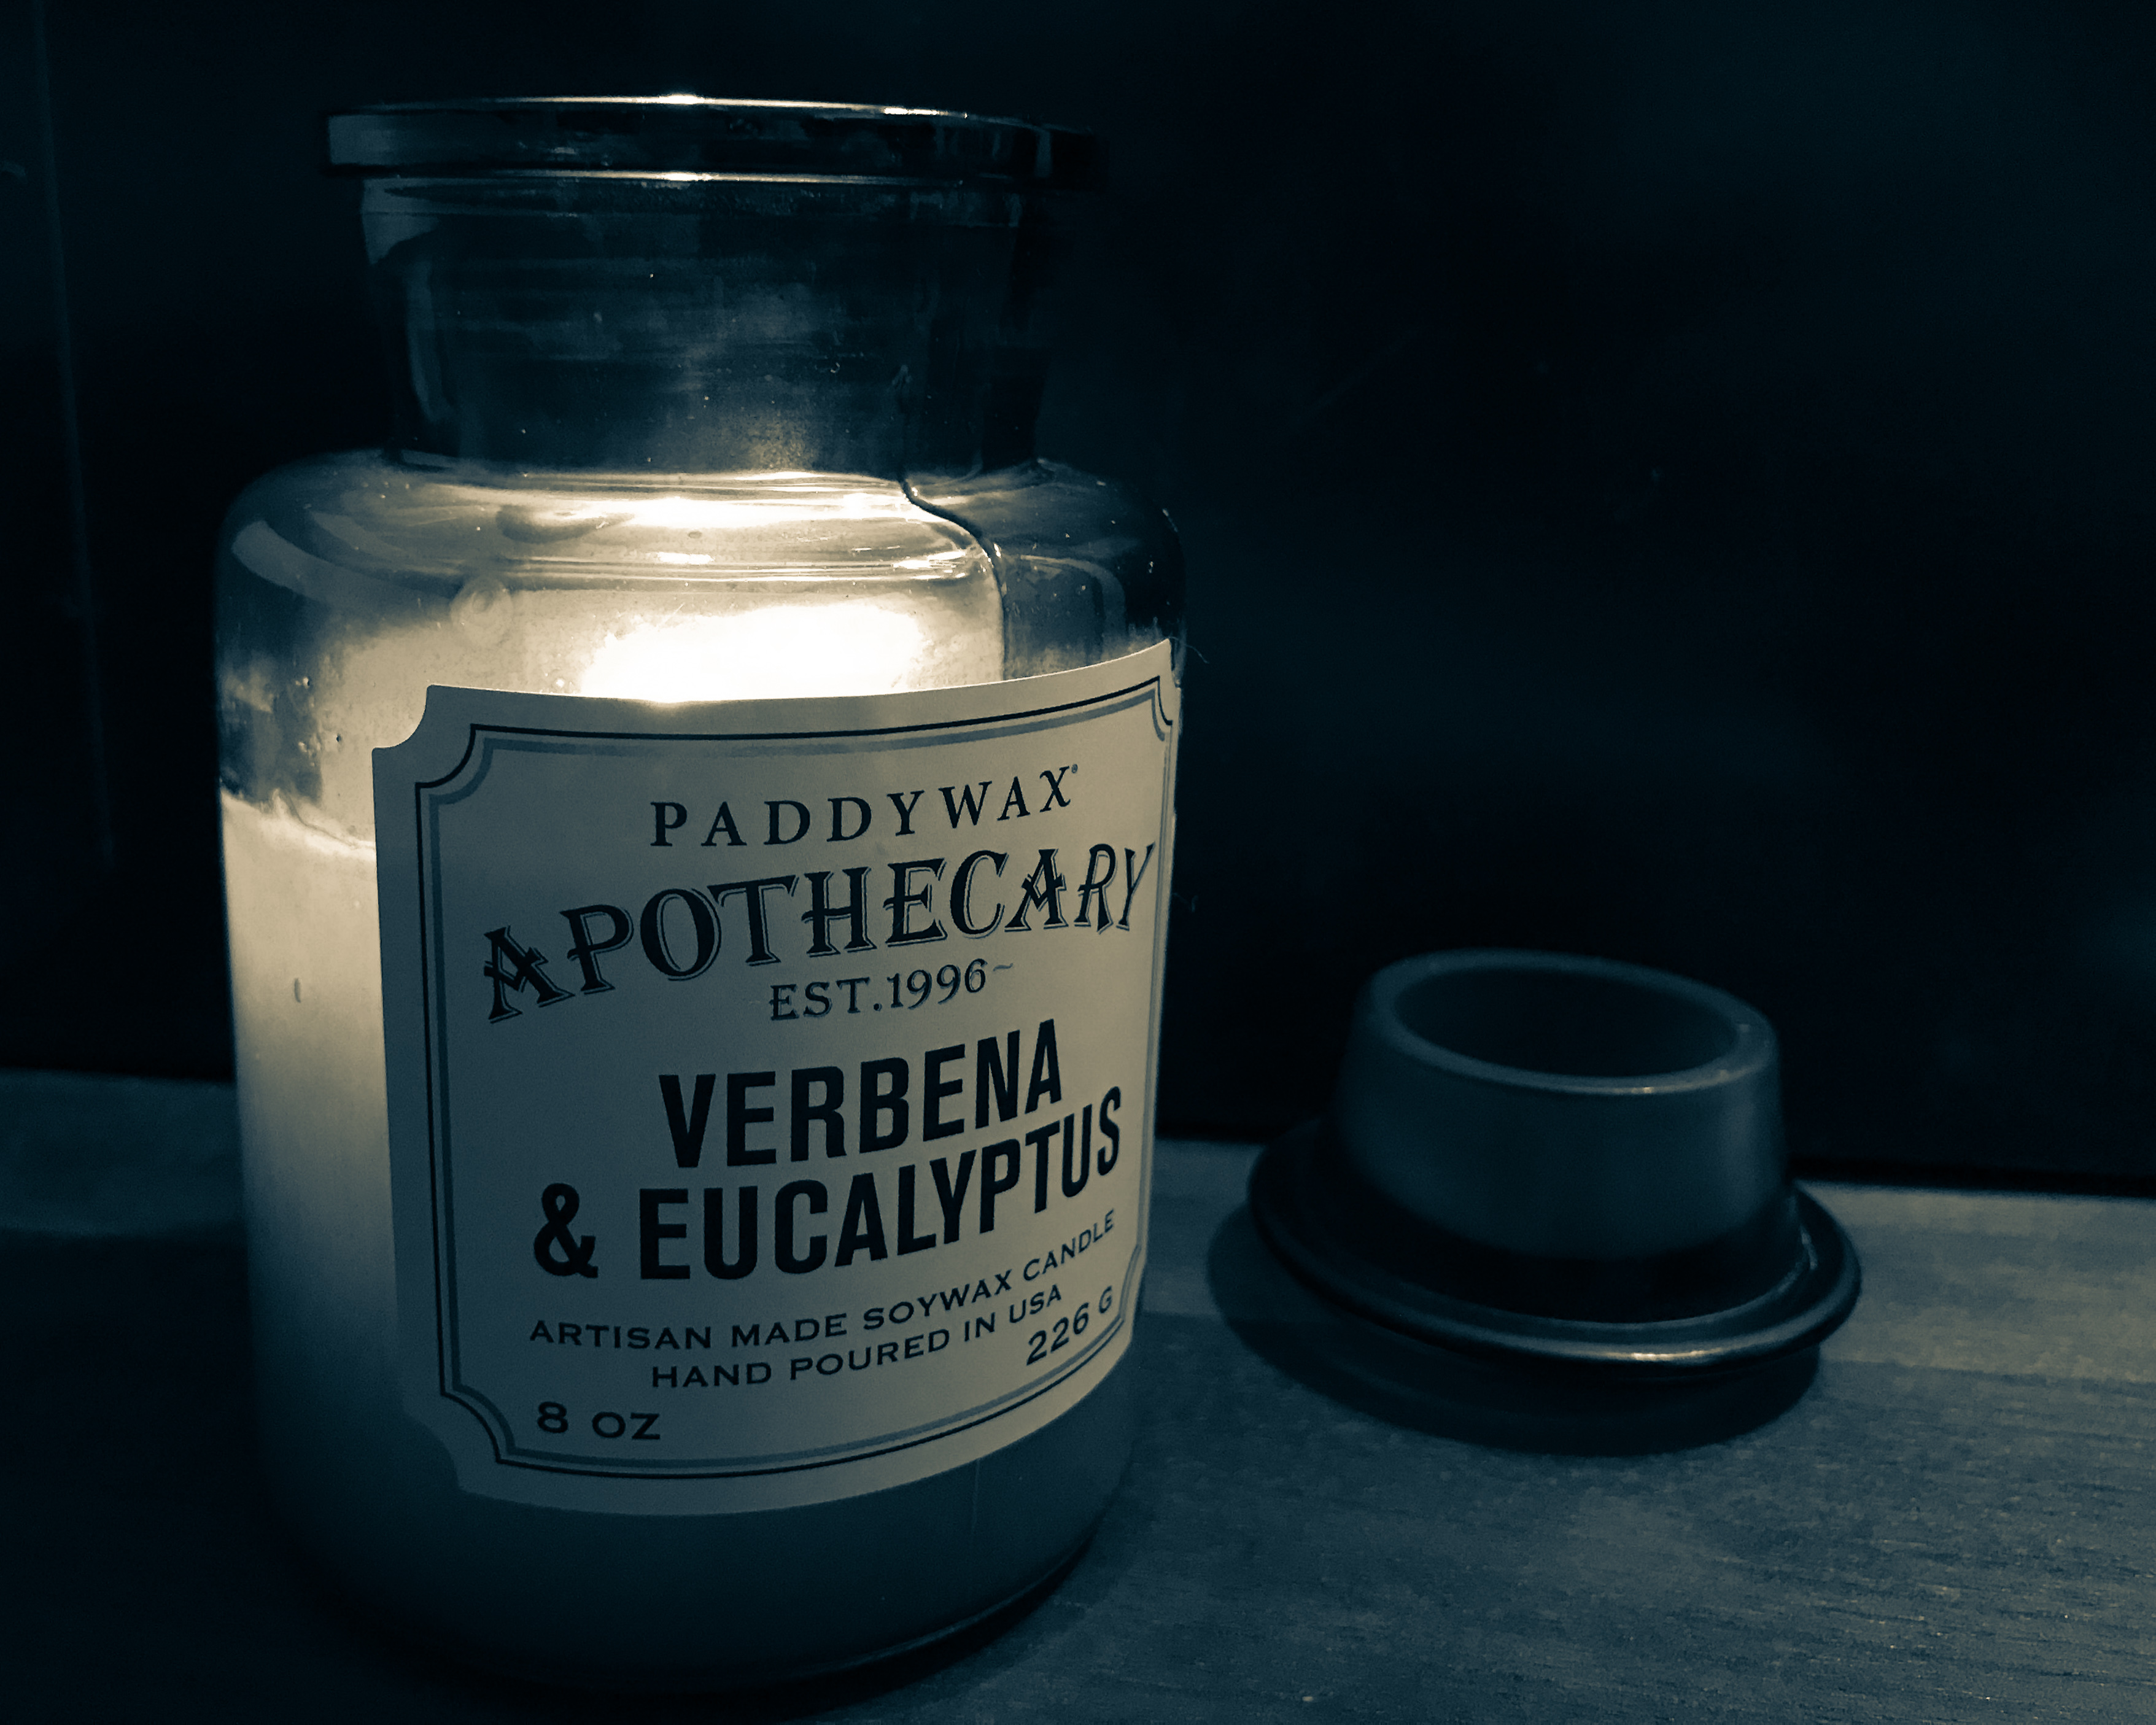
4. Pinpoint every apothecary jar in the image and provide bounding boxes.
[215,97,1182,1691]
